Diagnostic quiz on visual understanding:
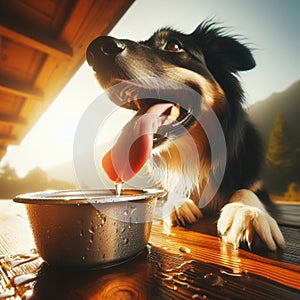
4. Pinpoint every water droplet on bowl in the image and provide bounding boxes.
[88,226,95,234]
[123,238,129,245]
[130,205,137,213]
